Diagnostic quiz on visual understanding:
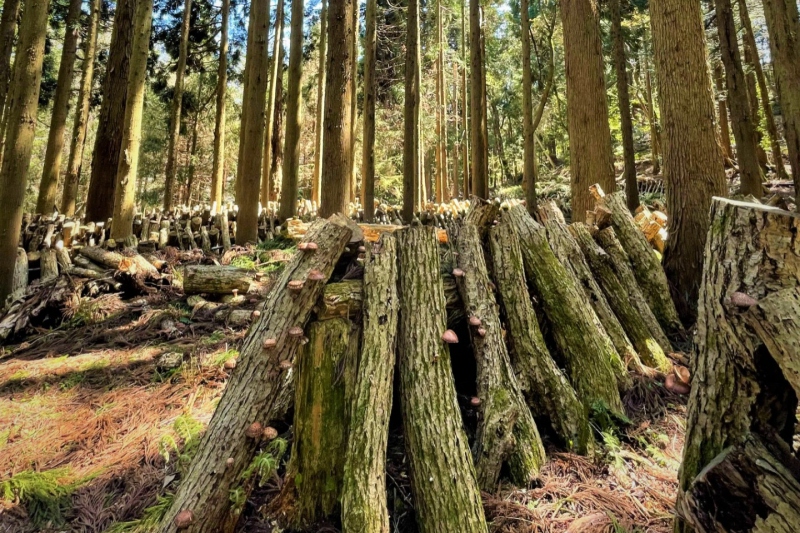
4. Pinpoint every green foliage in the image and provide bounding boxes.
[158,414,205,474]
[0,469,75,527]
[106,493,175,533]
[240,438,288,487]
